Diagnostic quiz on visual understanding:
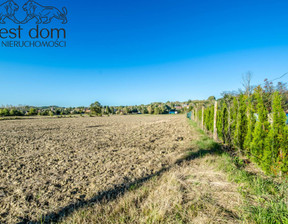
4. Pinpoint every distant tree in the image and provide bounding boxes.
[242,71,253,97]
[55,109,61,115]
[106,106,112,114]
[110,106,115,114]
[122,107,130,115]
[9,109,22,116]
[208,96,216,101]
[147,105,153,114]
[162,104,171,114]
[101,108,106,115]
[276,82,288,110]
[143,107,148,114]
[28,108,37,116]
[41,110,49,116]
[90,101,102,116]
[154,107,160,115]
[158,106,164,114]
[263,78,274,112]
[2,108,10,116]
